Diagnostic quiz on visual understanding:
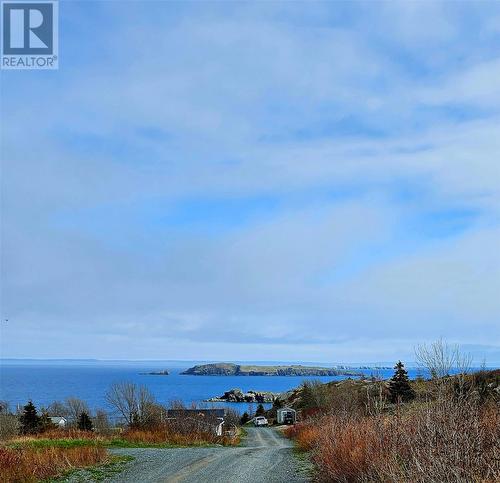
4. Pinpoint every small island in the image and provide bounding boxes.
[139,370,170,375]
[181,363,363,377]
